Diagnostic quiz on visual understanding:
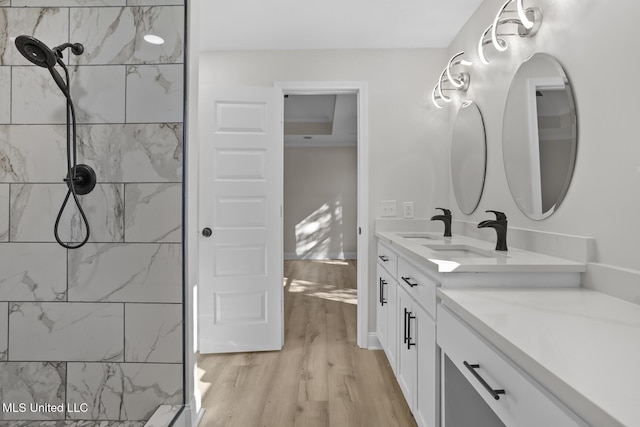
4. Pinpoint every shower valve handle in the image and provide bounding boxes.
[202,228,212,238]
